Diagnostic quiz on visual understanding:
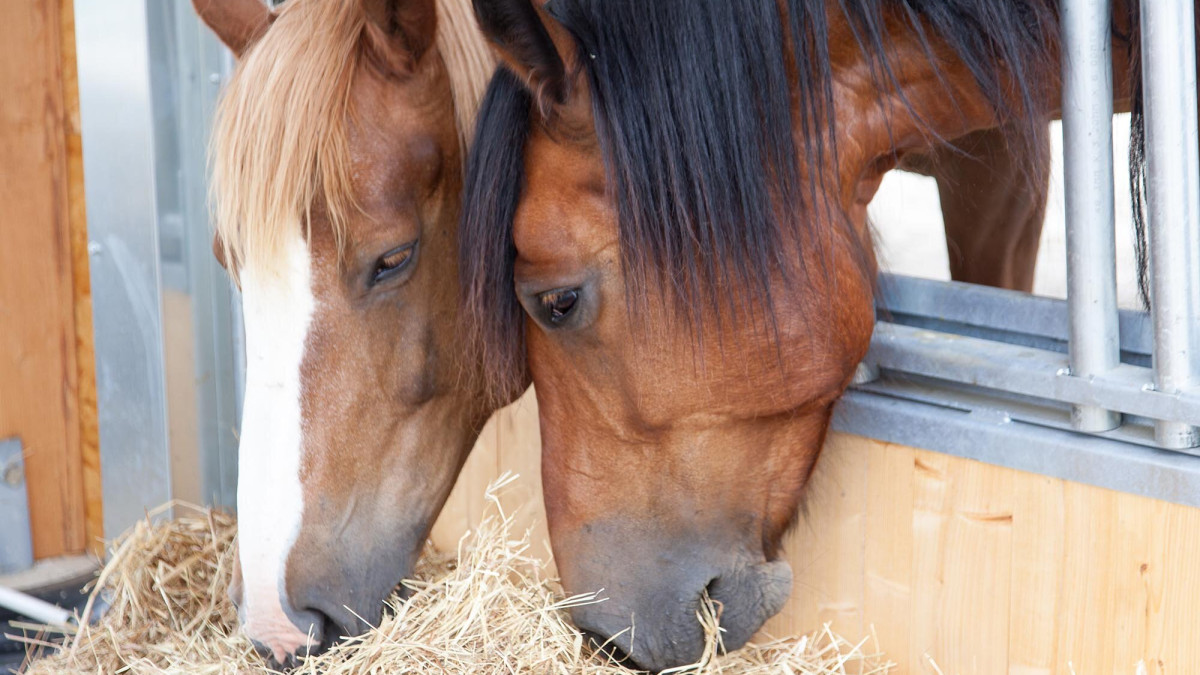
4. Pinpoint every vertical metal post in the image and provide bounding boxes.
[0,438,33,575]
[1062,0,1121,432]
[1140,0,1200,449]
